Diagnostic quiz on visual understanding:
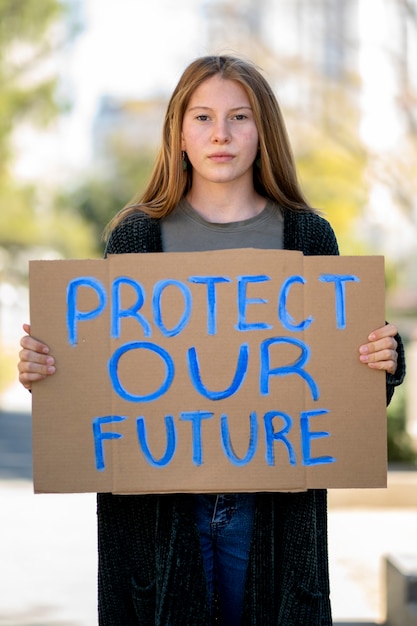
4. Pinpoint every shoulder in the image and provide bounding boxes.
[104,211,162,256]
[283,208,339,256]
